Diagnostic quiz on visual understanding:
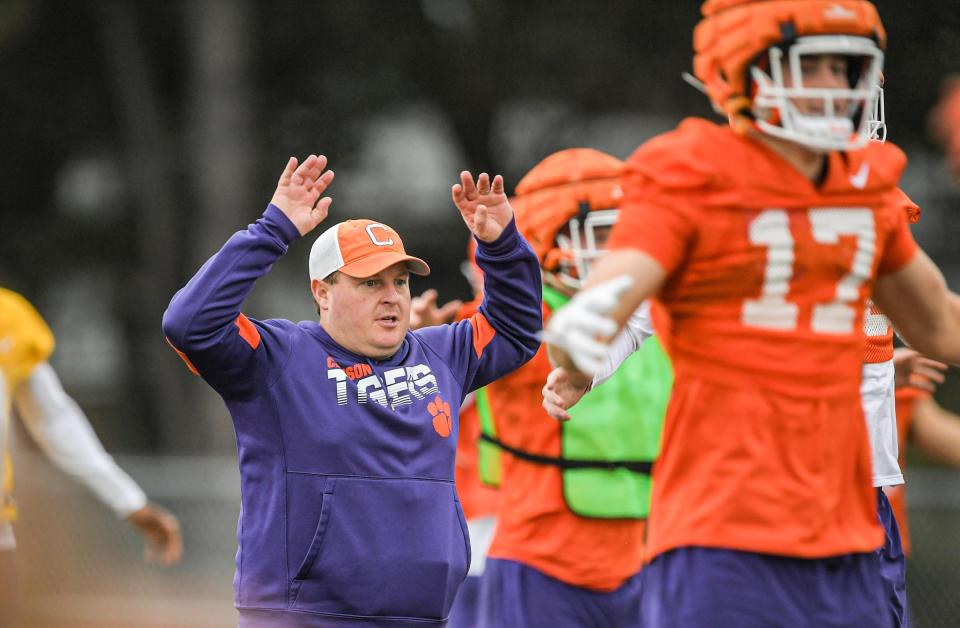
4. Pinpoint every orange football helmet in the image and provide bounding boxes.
[512,148,624,290]
[694,0,886,151]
